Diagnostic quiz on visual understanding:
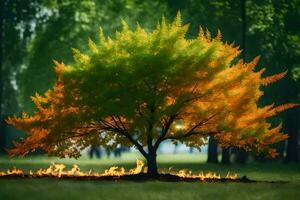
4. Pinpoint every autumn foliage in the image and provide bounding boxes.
[6,13,297,176]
